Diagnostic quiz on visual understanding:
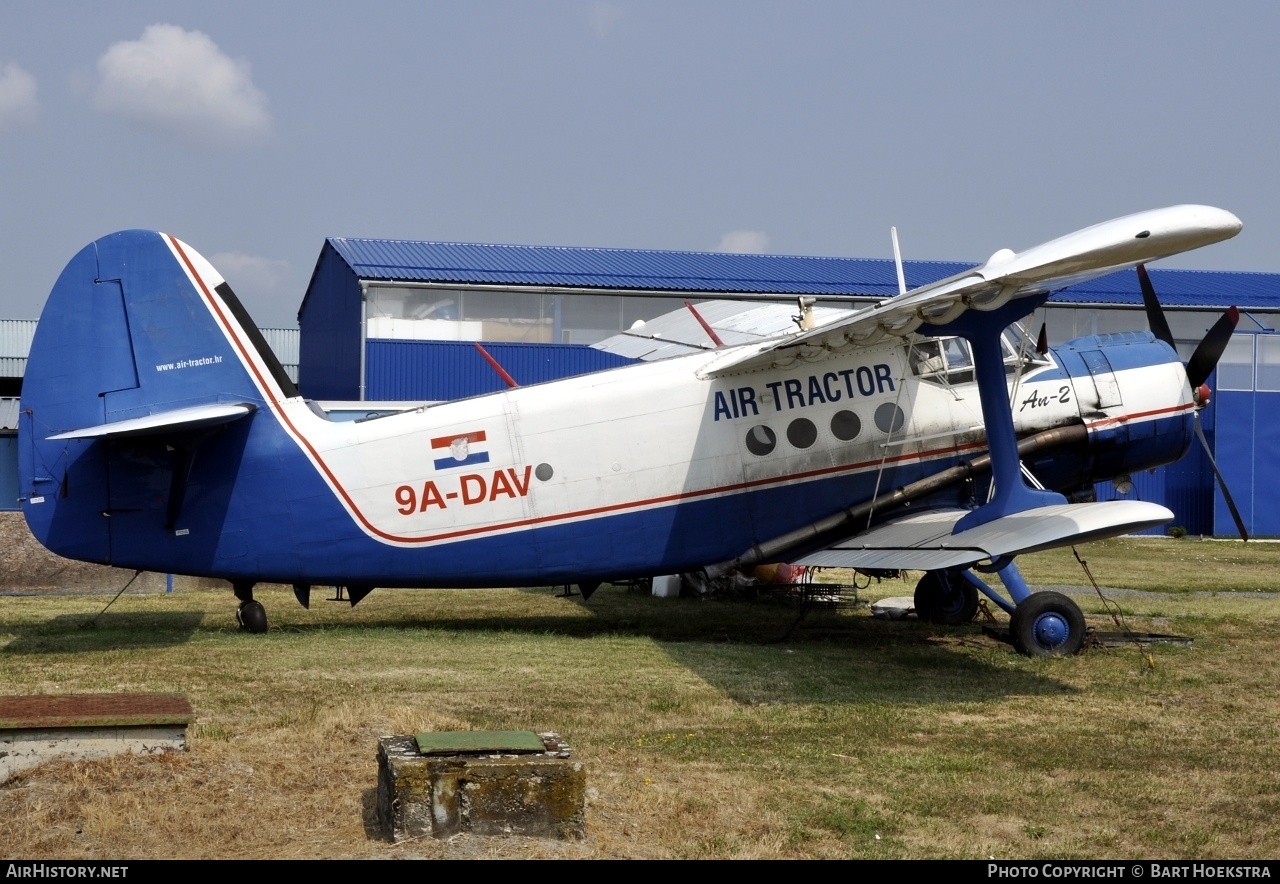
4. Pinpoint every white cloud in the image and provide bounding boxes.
[0,62,39,133]
[587,3,623,39]
[209,251,291,297]
[93,24,271,146]
[715,230,771,254]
